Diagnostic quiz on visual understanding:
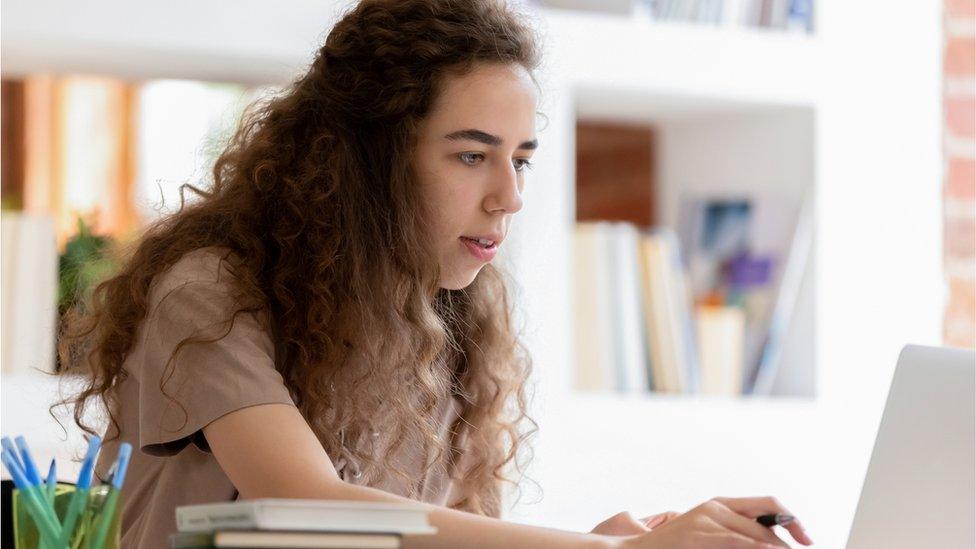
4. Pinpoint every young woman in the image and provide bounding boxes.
[58,1,814,547]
